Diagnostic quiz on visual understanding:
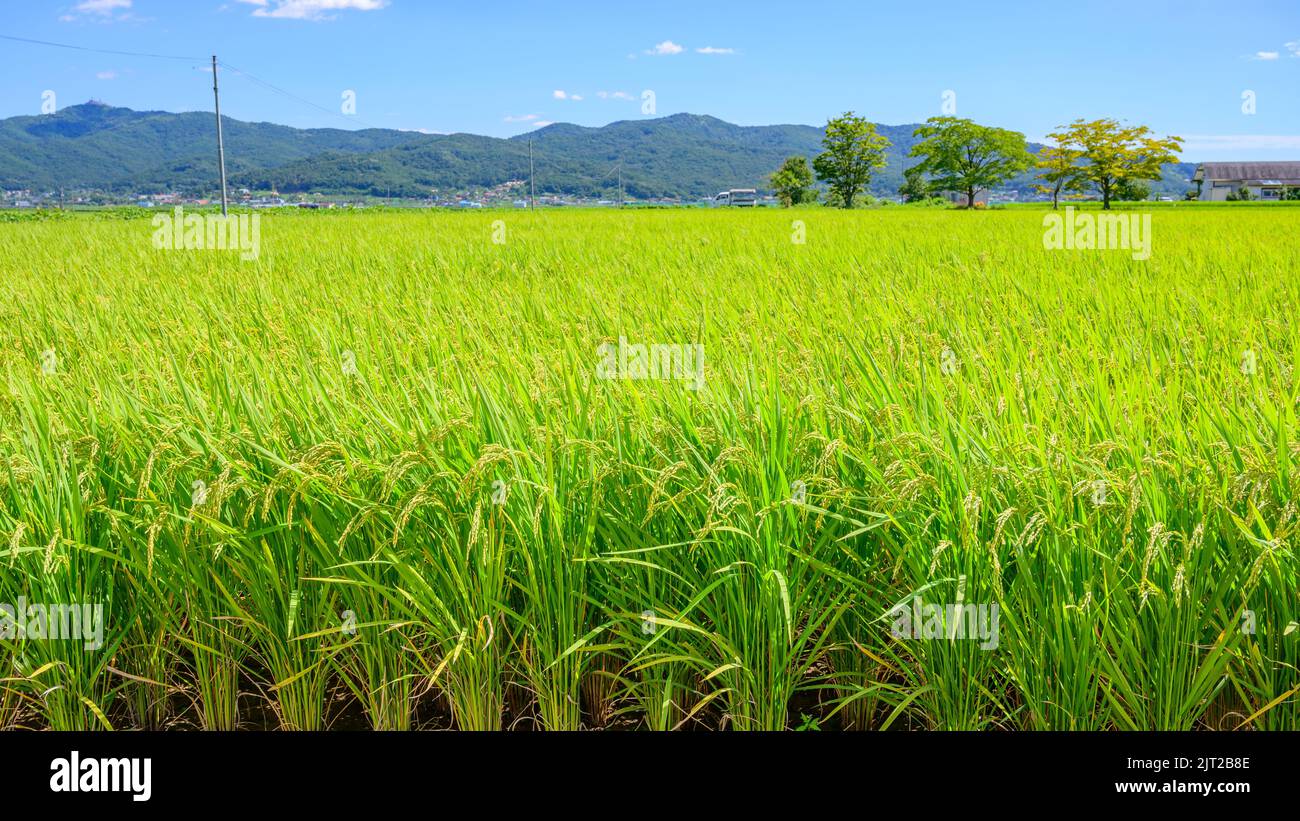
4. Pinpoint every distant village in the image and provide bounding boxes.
[0,183,1051,210]
[3,174,1061,210]
[11,171,1260,211]
[1,178,771,210]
